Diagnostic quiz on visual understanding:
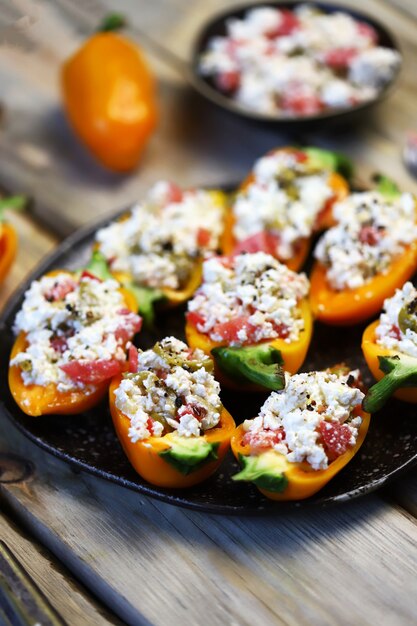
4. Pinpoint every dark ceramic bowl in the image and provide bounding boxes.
[190,1,402,128]
[1,201,417,515]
